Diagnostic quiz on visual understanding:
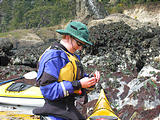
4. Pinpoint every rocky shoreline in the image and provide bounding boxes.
[0,13,160,119]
